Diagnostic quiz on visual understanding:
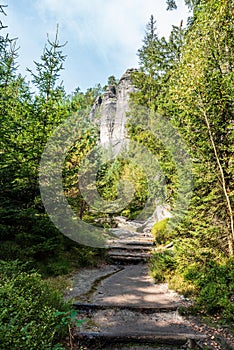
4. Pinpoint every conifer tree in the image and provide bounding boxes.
[168,0,234,256]
[132,15,184,110]
[0,16,70,263]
